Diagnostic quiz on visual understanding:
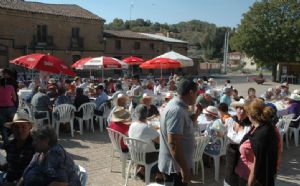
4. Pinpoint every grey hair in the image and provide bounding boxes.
[32,125,58,147]
[134,104,148,121]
